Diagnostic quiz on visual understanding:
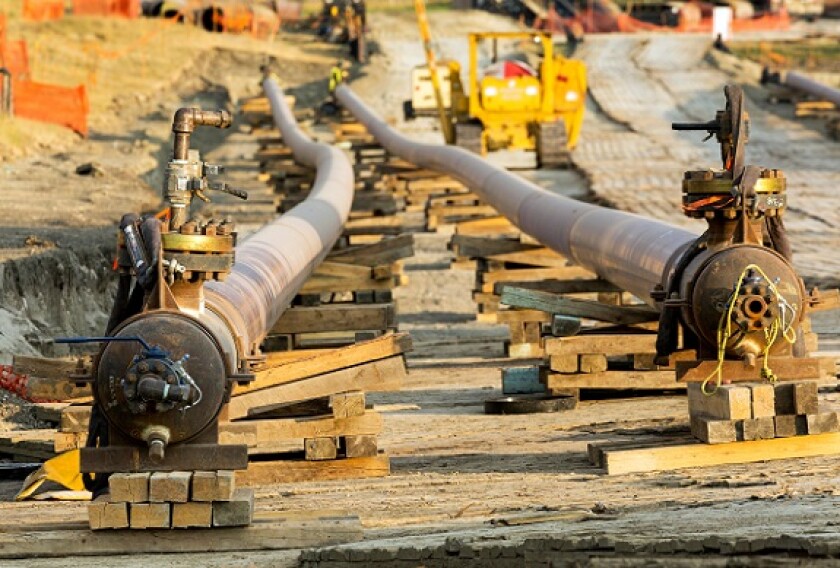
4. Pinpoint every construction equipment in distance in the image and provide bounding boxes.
[406,31,586,168]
